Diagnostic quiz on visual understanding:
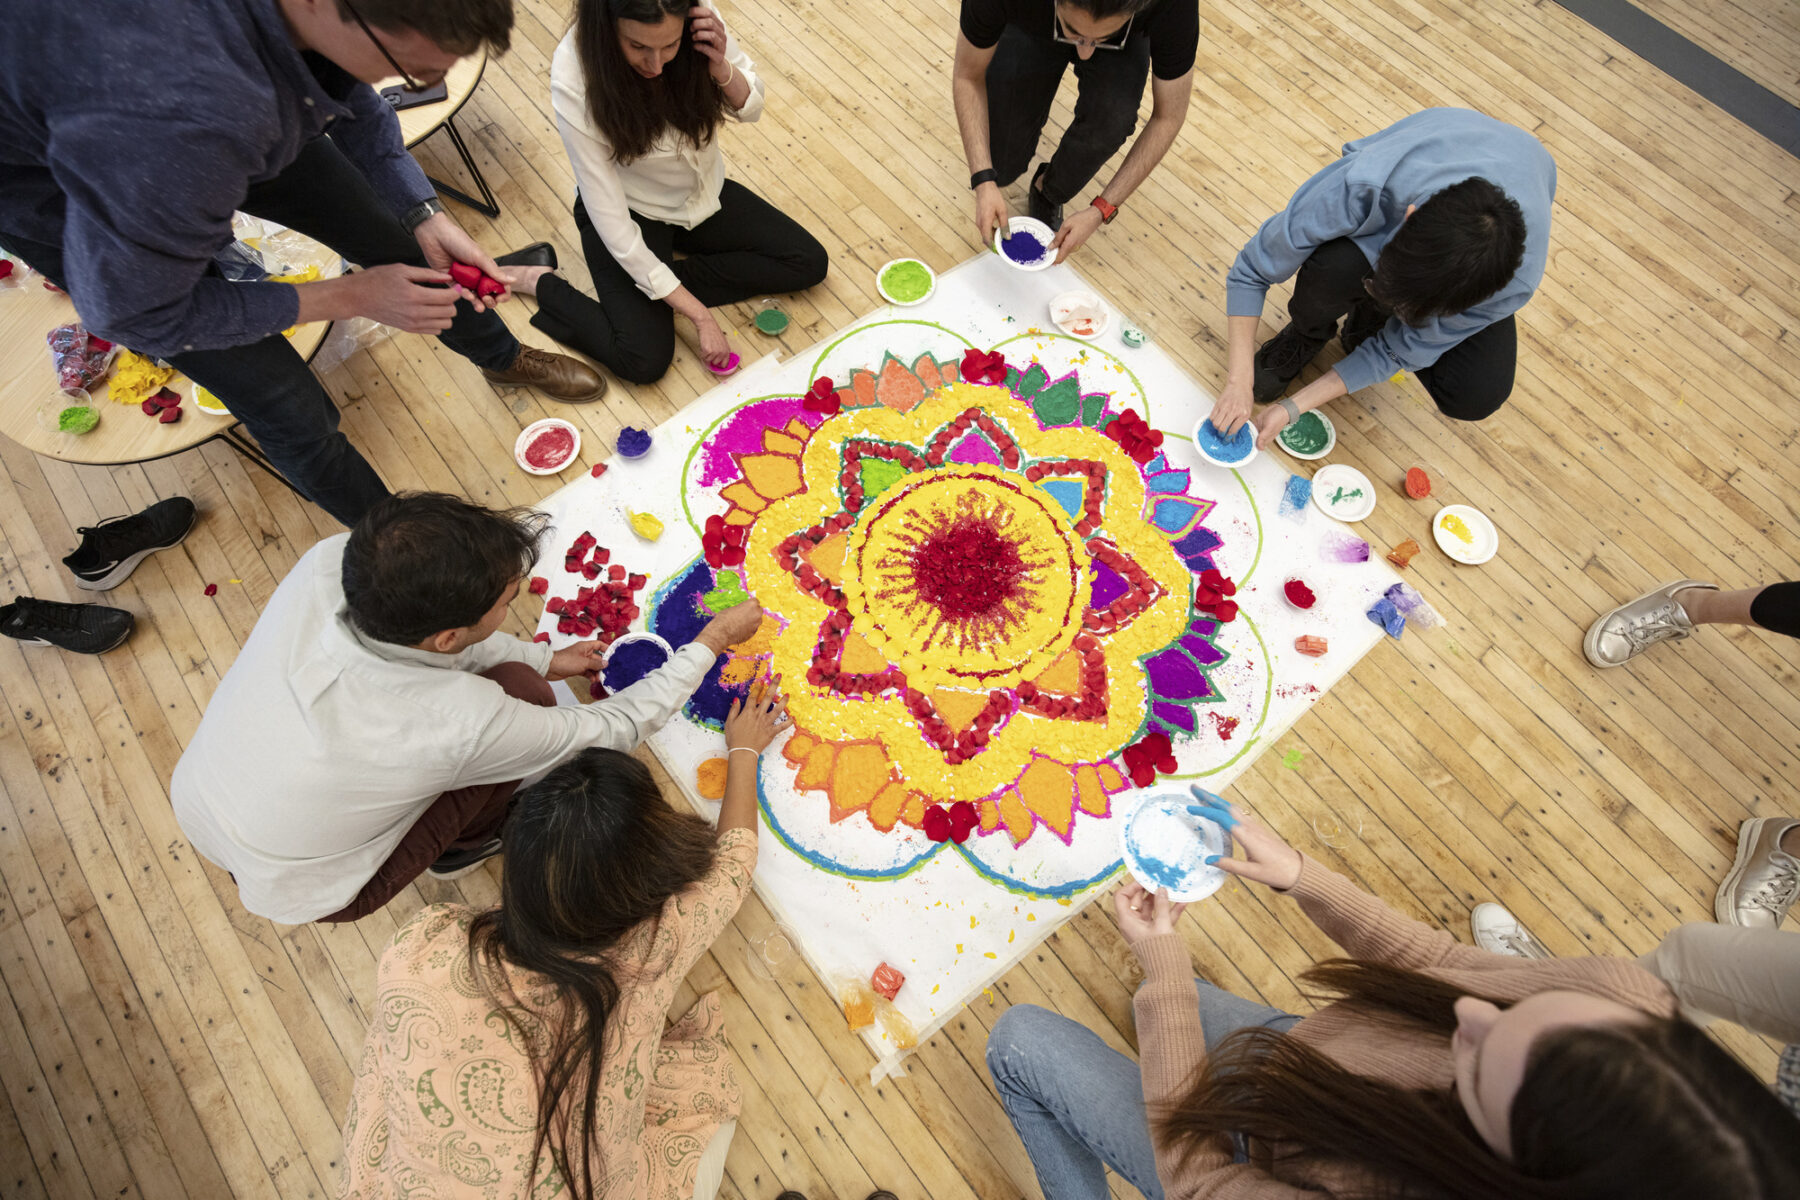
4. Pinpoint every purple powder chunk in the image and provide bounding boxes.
[617,426,652,458]
[602,638,671,691]
[1000,229,1046,264]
